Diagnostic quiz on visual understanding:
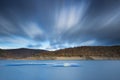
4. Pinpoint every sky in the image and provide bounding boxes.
[0,0,120,50]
